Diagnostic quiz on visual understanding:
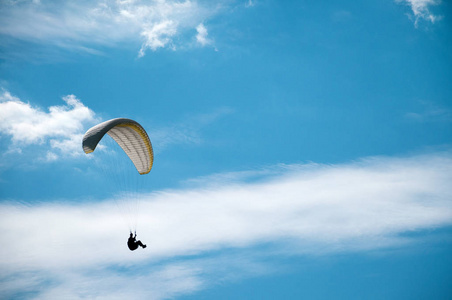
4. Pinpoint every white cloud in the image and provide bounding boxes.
[195,23,211,47]
[396,0,442,26]
[139,20,178,56]
[0,0,225,57]
[0,151,451,298]
[0,90,98,158]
